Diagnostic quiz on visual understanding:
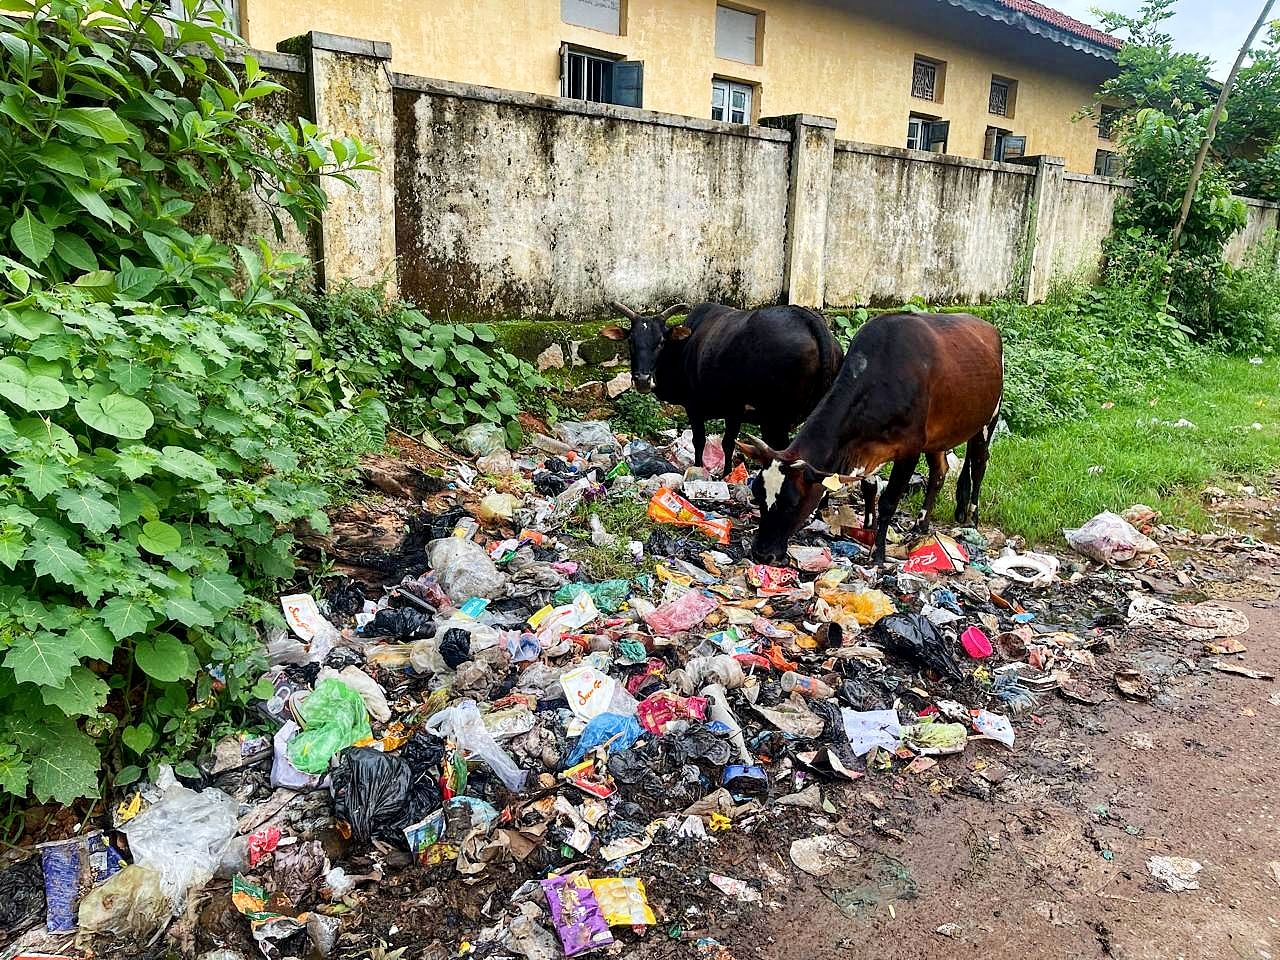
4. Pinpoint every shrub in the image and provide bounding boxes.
[0,0,375,804]
[610,391,675,438]
[299,283,551,448]
[1209,232,1280,354]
